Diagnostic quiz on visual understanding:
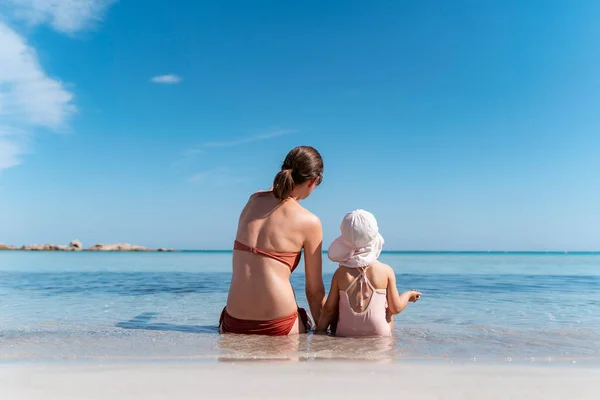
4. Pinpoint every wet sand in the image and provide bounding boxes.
[2,361,599,400]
